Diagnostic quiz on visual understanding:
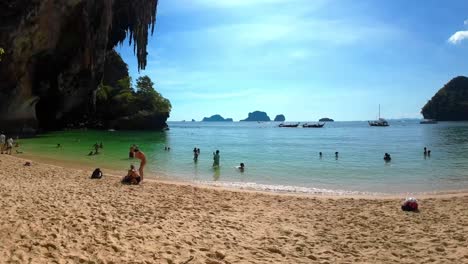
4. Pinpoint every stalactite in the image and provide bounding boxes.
[114,0,158,71]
